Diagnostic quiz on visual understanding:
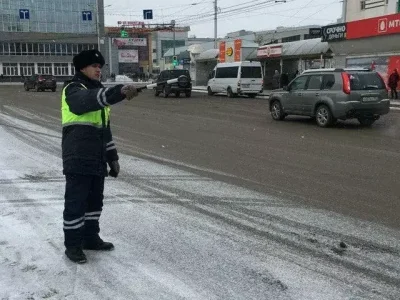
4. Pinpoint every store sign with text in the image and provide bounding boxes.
[321,23,347,42]
[256,45,282,58]
[346,13,400,39]
[113,38,147,47]
[118,50,139,63]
